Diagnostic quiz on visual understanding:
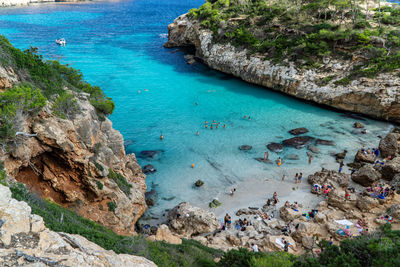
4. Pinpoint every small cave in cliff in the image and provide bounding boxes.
[15,151,95,207]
